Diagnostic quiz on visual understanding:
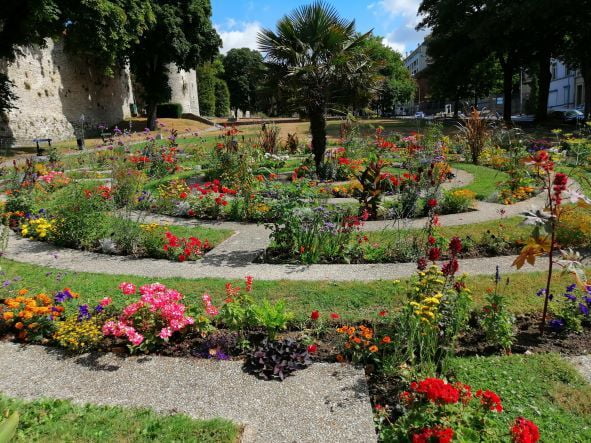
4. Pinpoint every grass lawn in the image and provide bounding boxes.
[0,394,240,442]
[452,163,510,200]
[0,258,575,322]
[448,353,591,441]
[141,219,234,247]
[367,216,528,246]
